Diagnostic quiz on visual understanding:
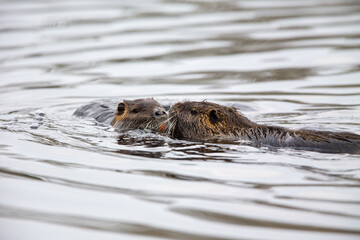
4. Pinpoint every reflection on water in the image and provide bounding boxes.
[1,0,360,239]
